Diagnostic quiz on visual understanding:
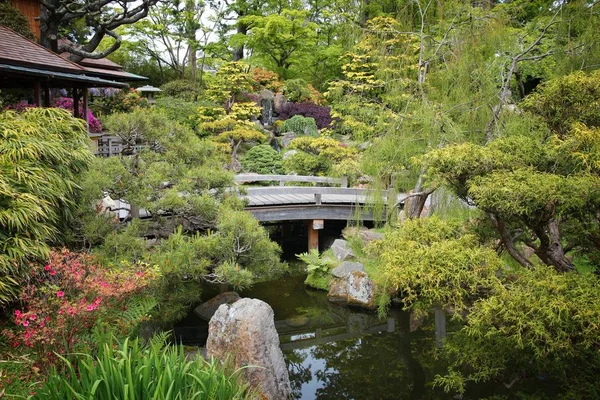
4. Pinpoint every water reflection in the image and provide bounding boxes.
[239,276,439,400]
